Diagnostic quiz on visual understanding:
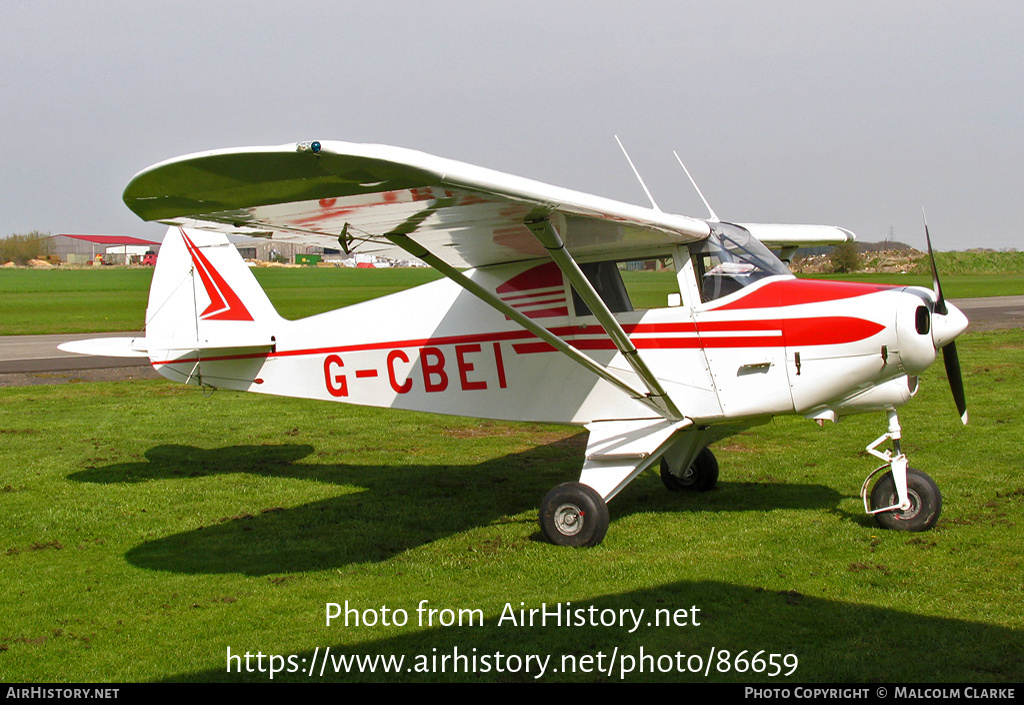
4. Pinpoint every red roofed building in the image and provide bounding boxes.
[51,234,160,264]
